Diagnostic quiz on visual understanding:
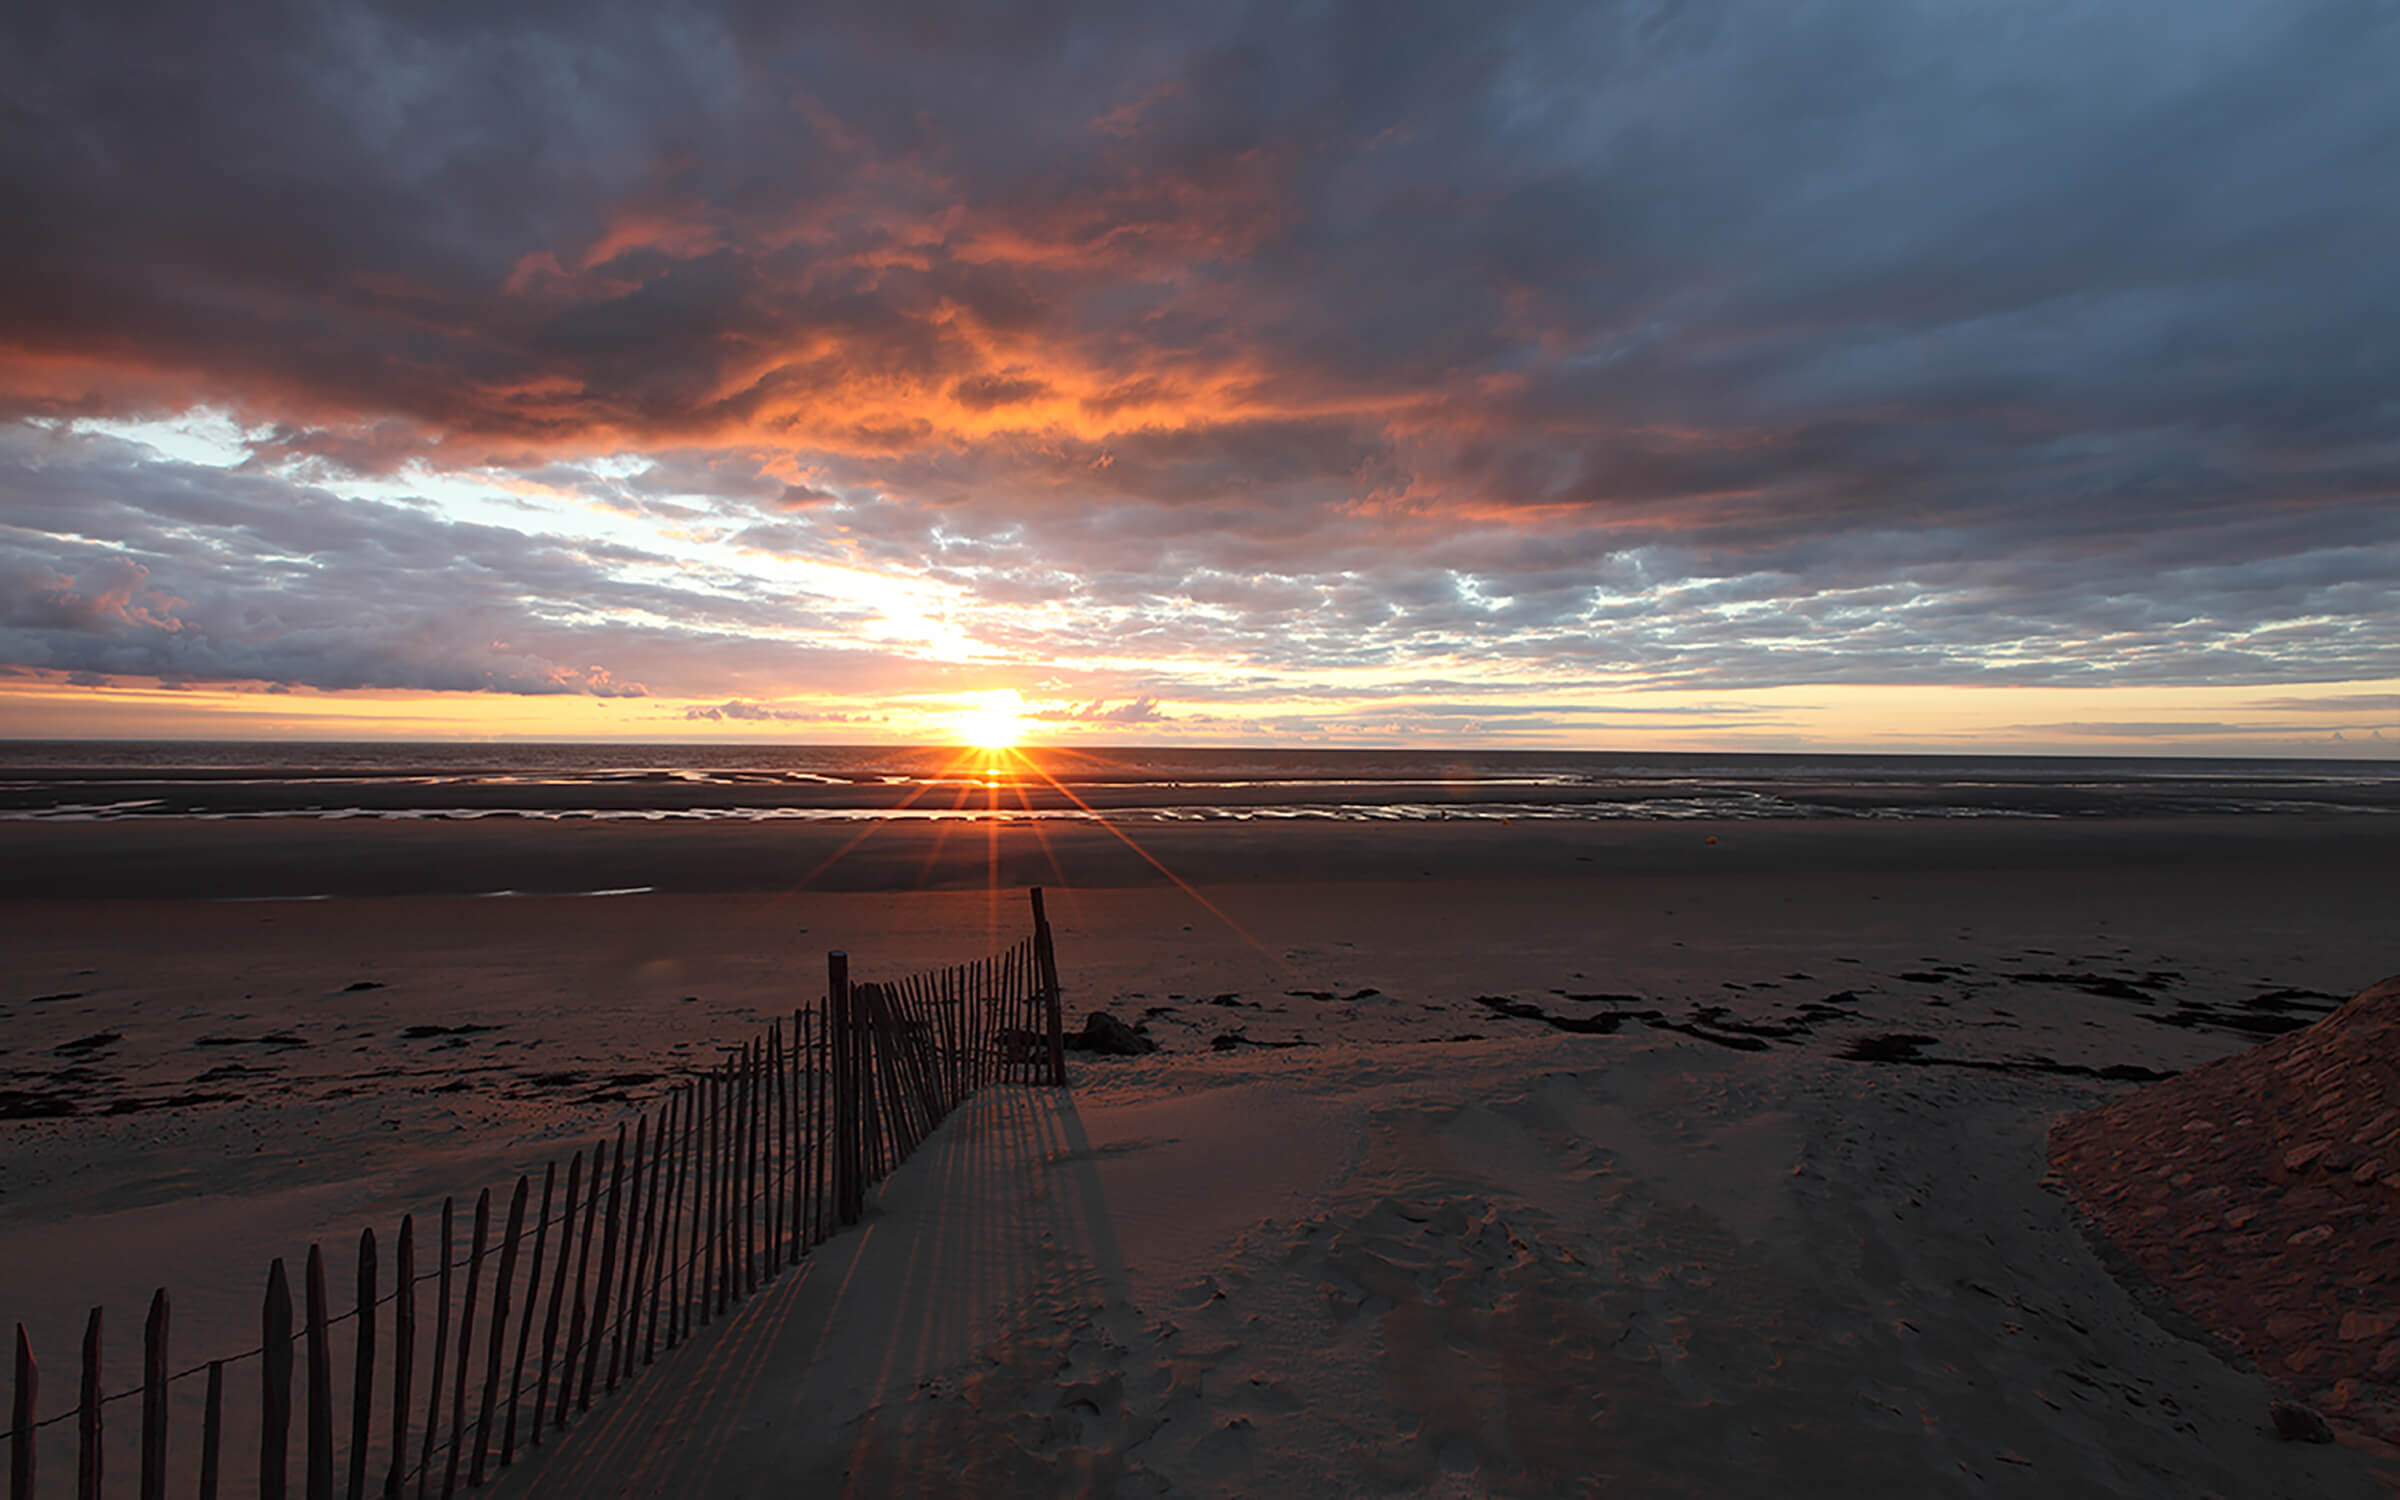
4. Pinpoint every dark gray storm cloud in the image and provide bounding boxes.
[2,0,2397,701]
